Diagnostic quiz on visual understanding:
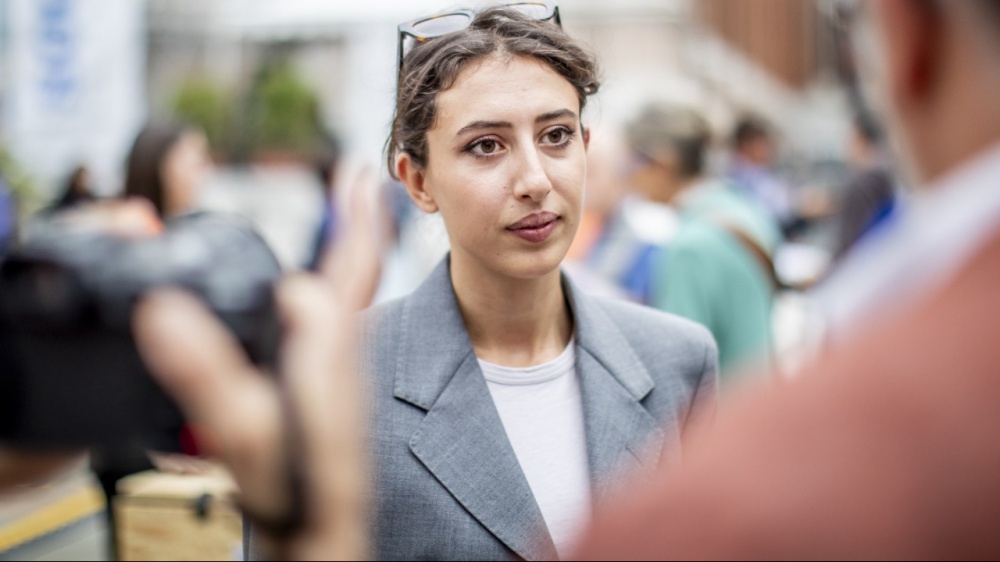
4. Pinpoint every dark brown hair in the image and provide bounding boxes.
[732,115,772,150]
[386,6,600,178]
[123,124,190,217]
